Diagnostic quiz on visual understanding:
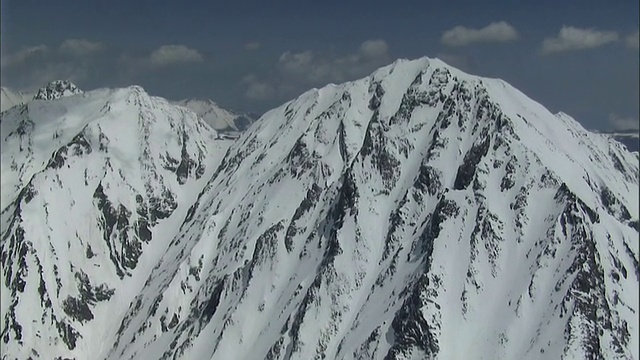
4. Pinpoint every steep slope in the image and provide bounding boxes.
[2,58,639,360]
[1,81,86,209]
[173,98,255,136]
[100,58,637,359]
[1,88,32,113]
[0,86,233,359]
